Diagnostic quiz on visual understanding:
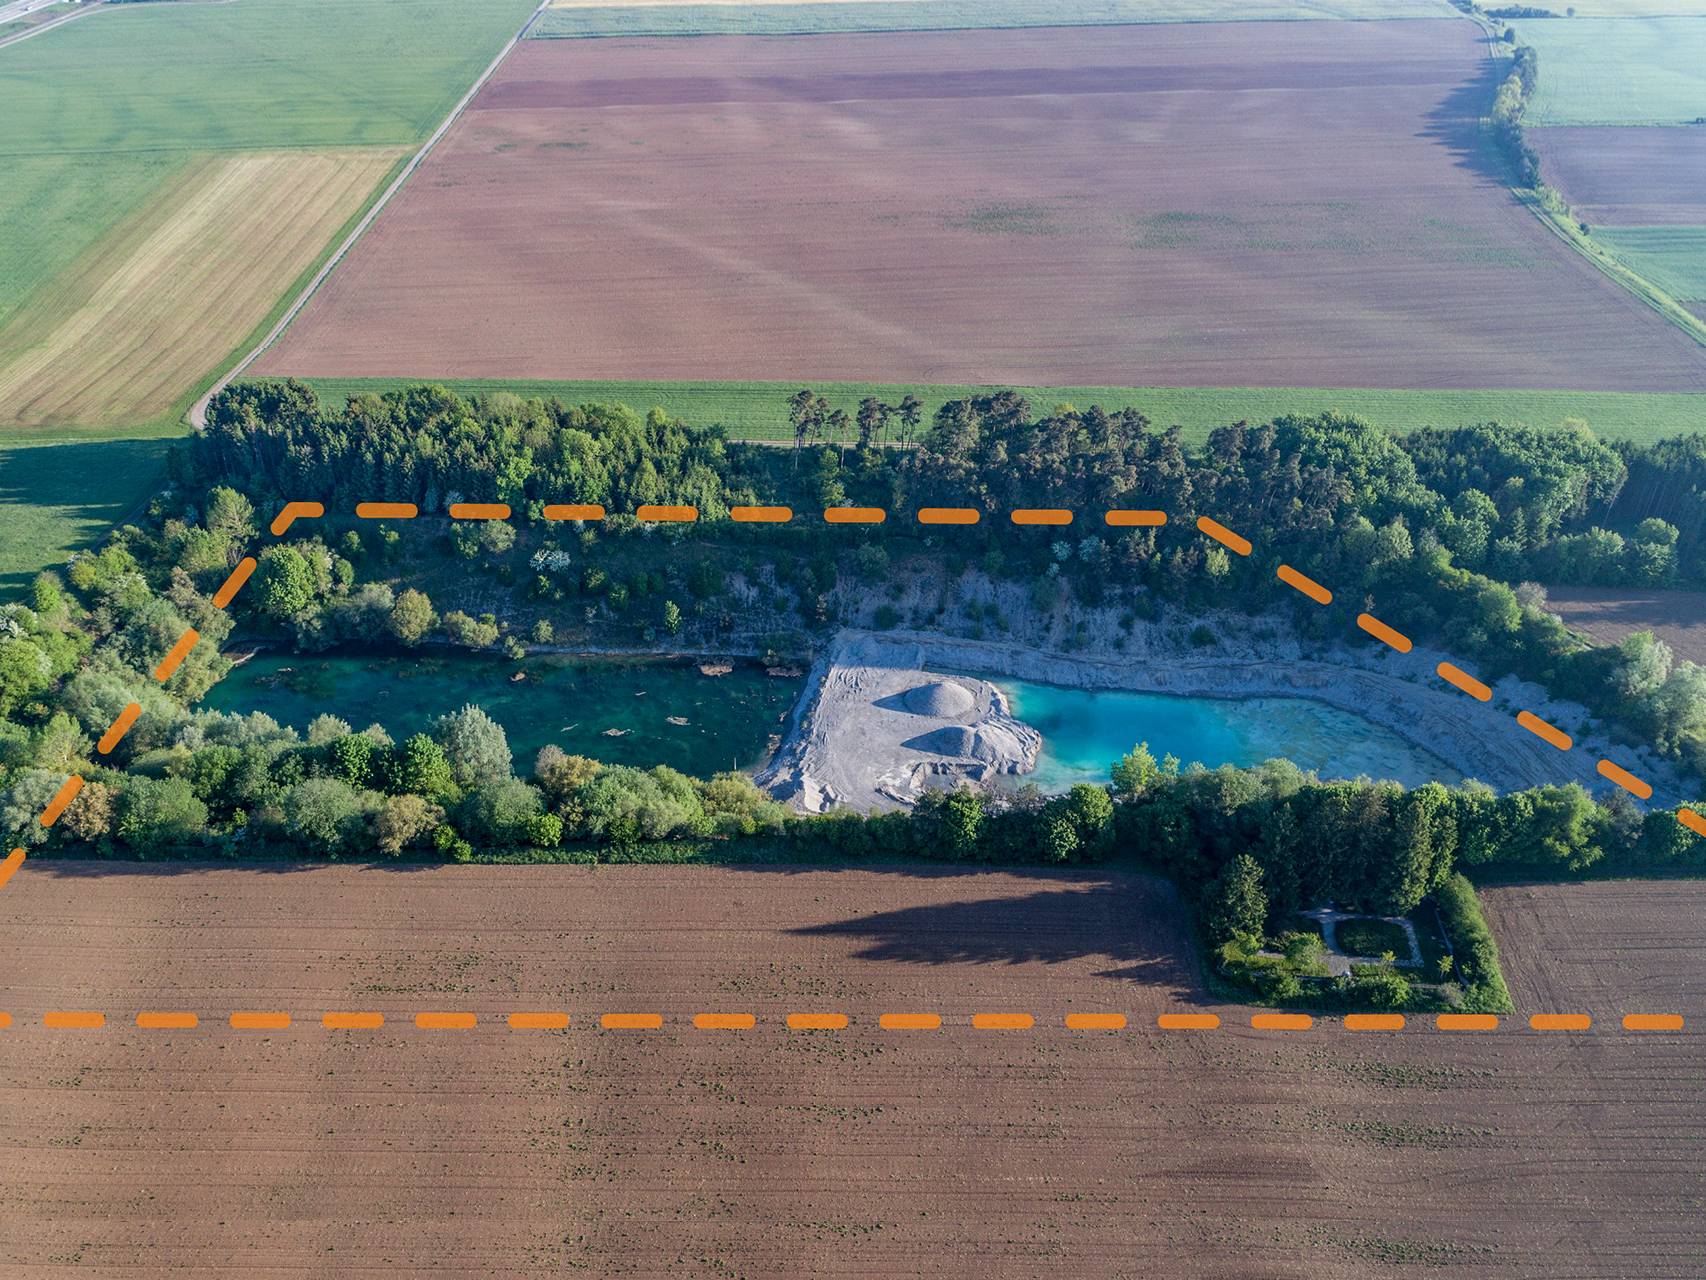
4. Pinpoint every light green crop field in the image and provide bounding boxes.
[1520,16,1706,124]
[0,0,540,598]
[290,377,1706,446]
[531,0,1452,39]
[0,0,539,326]
[1591,226,1706,302]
